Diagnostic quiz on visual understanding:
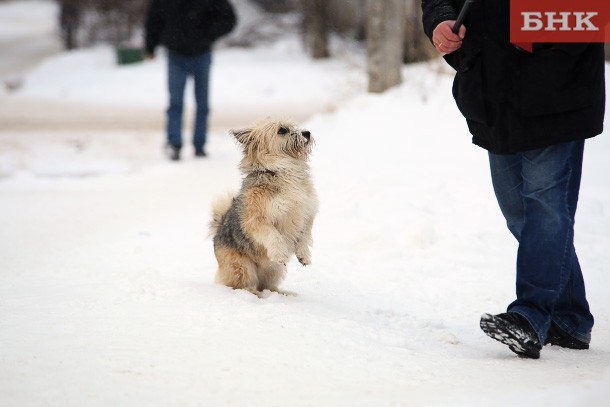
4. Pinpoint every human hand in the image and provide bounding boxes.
[432,20,466,54]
